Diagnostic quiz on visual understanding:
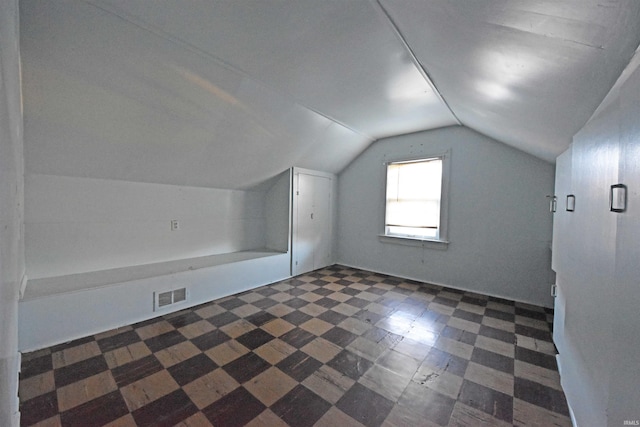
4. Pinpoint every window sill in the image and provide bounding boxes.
[378,234,449,250]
